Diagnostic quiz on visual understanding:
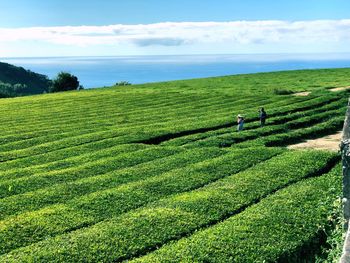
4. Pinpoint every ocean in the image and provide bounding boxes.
[2,54,350,89]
